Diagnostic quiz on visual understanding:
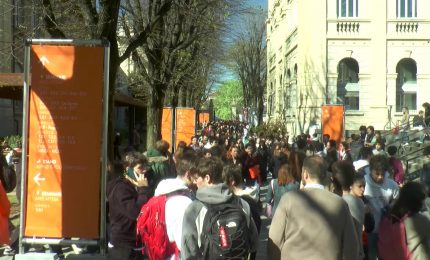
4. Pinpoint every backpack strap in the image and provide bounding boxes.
[195,201,207,248]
